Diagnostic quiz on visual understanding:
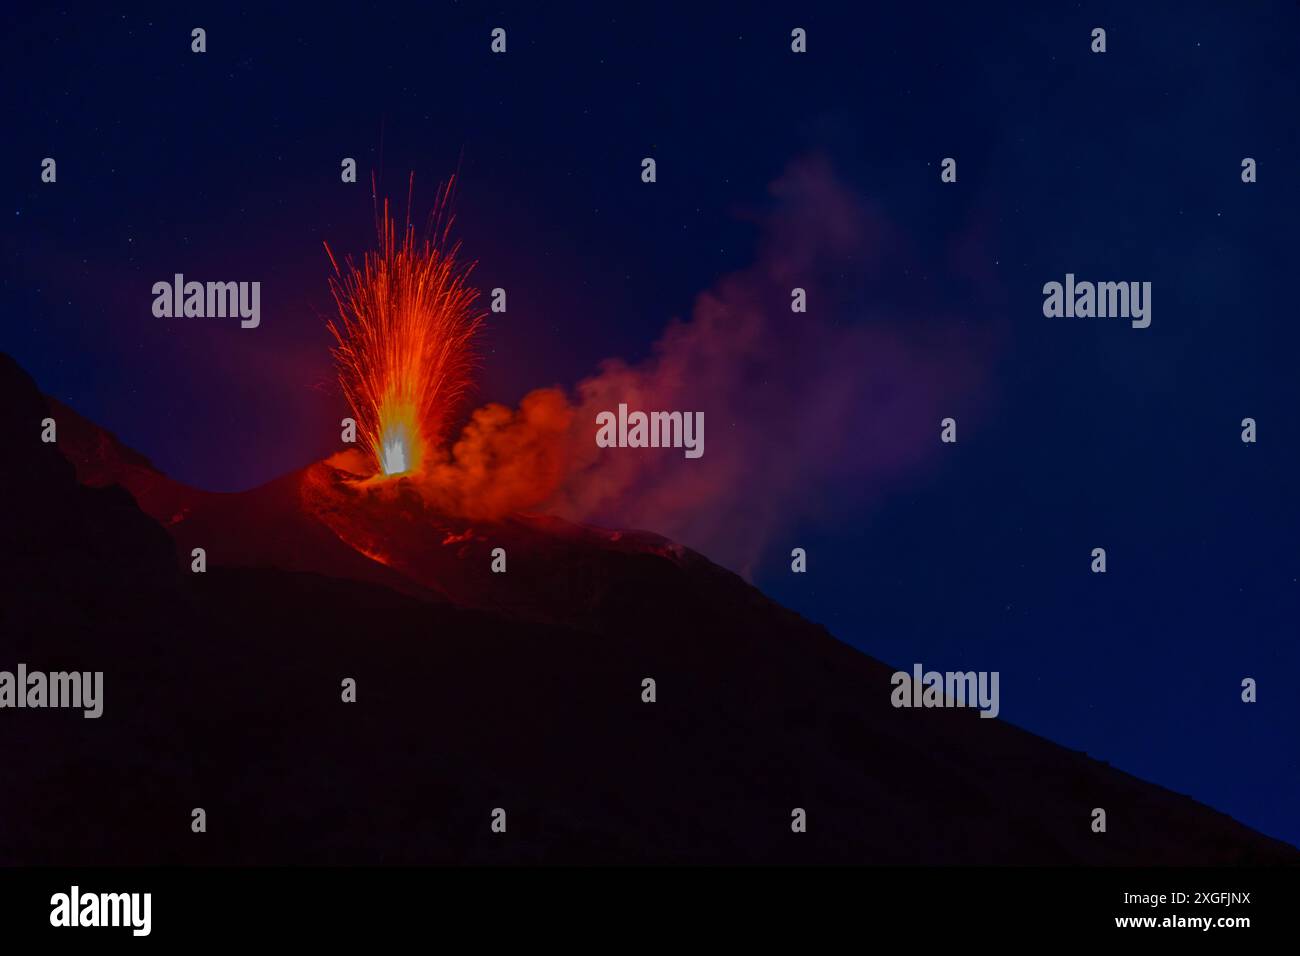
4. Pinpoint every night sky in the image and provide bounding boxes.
[4,3,1297,847]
